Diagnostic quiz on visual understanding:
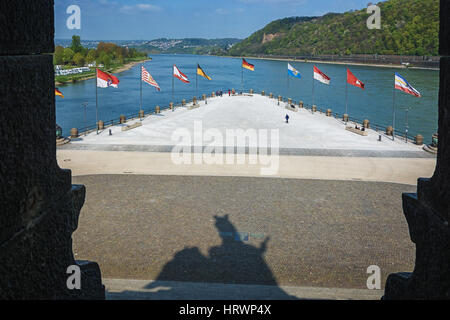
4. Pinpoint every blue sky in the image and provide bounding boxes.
[55,0,384,40]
